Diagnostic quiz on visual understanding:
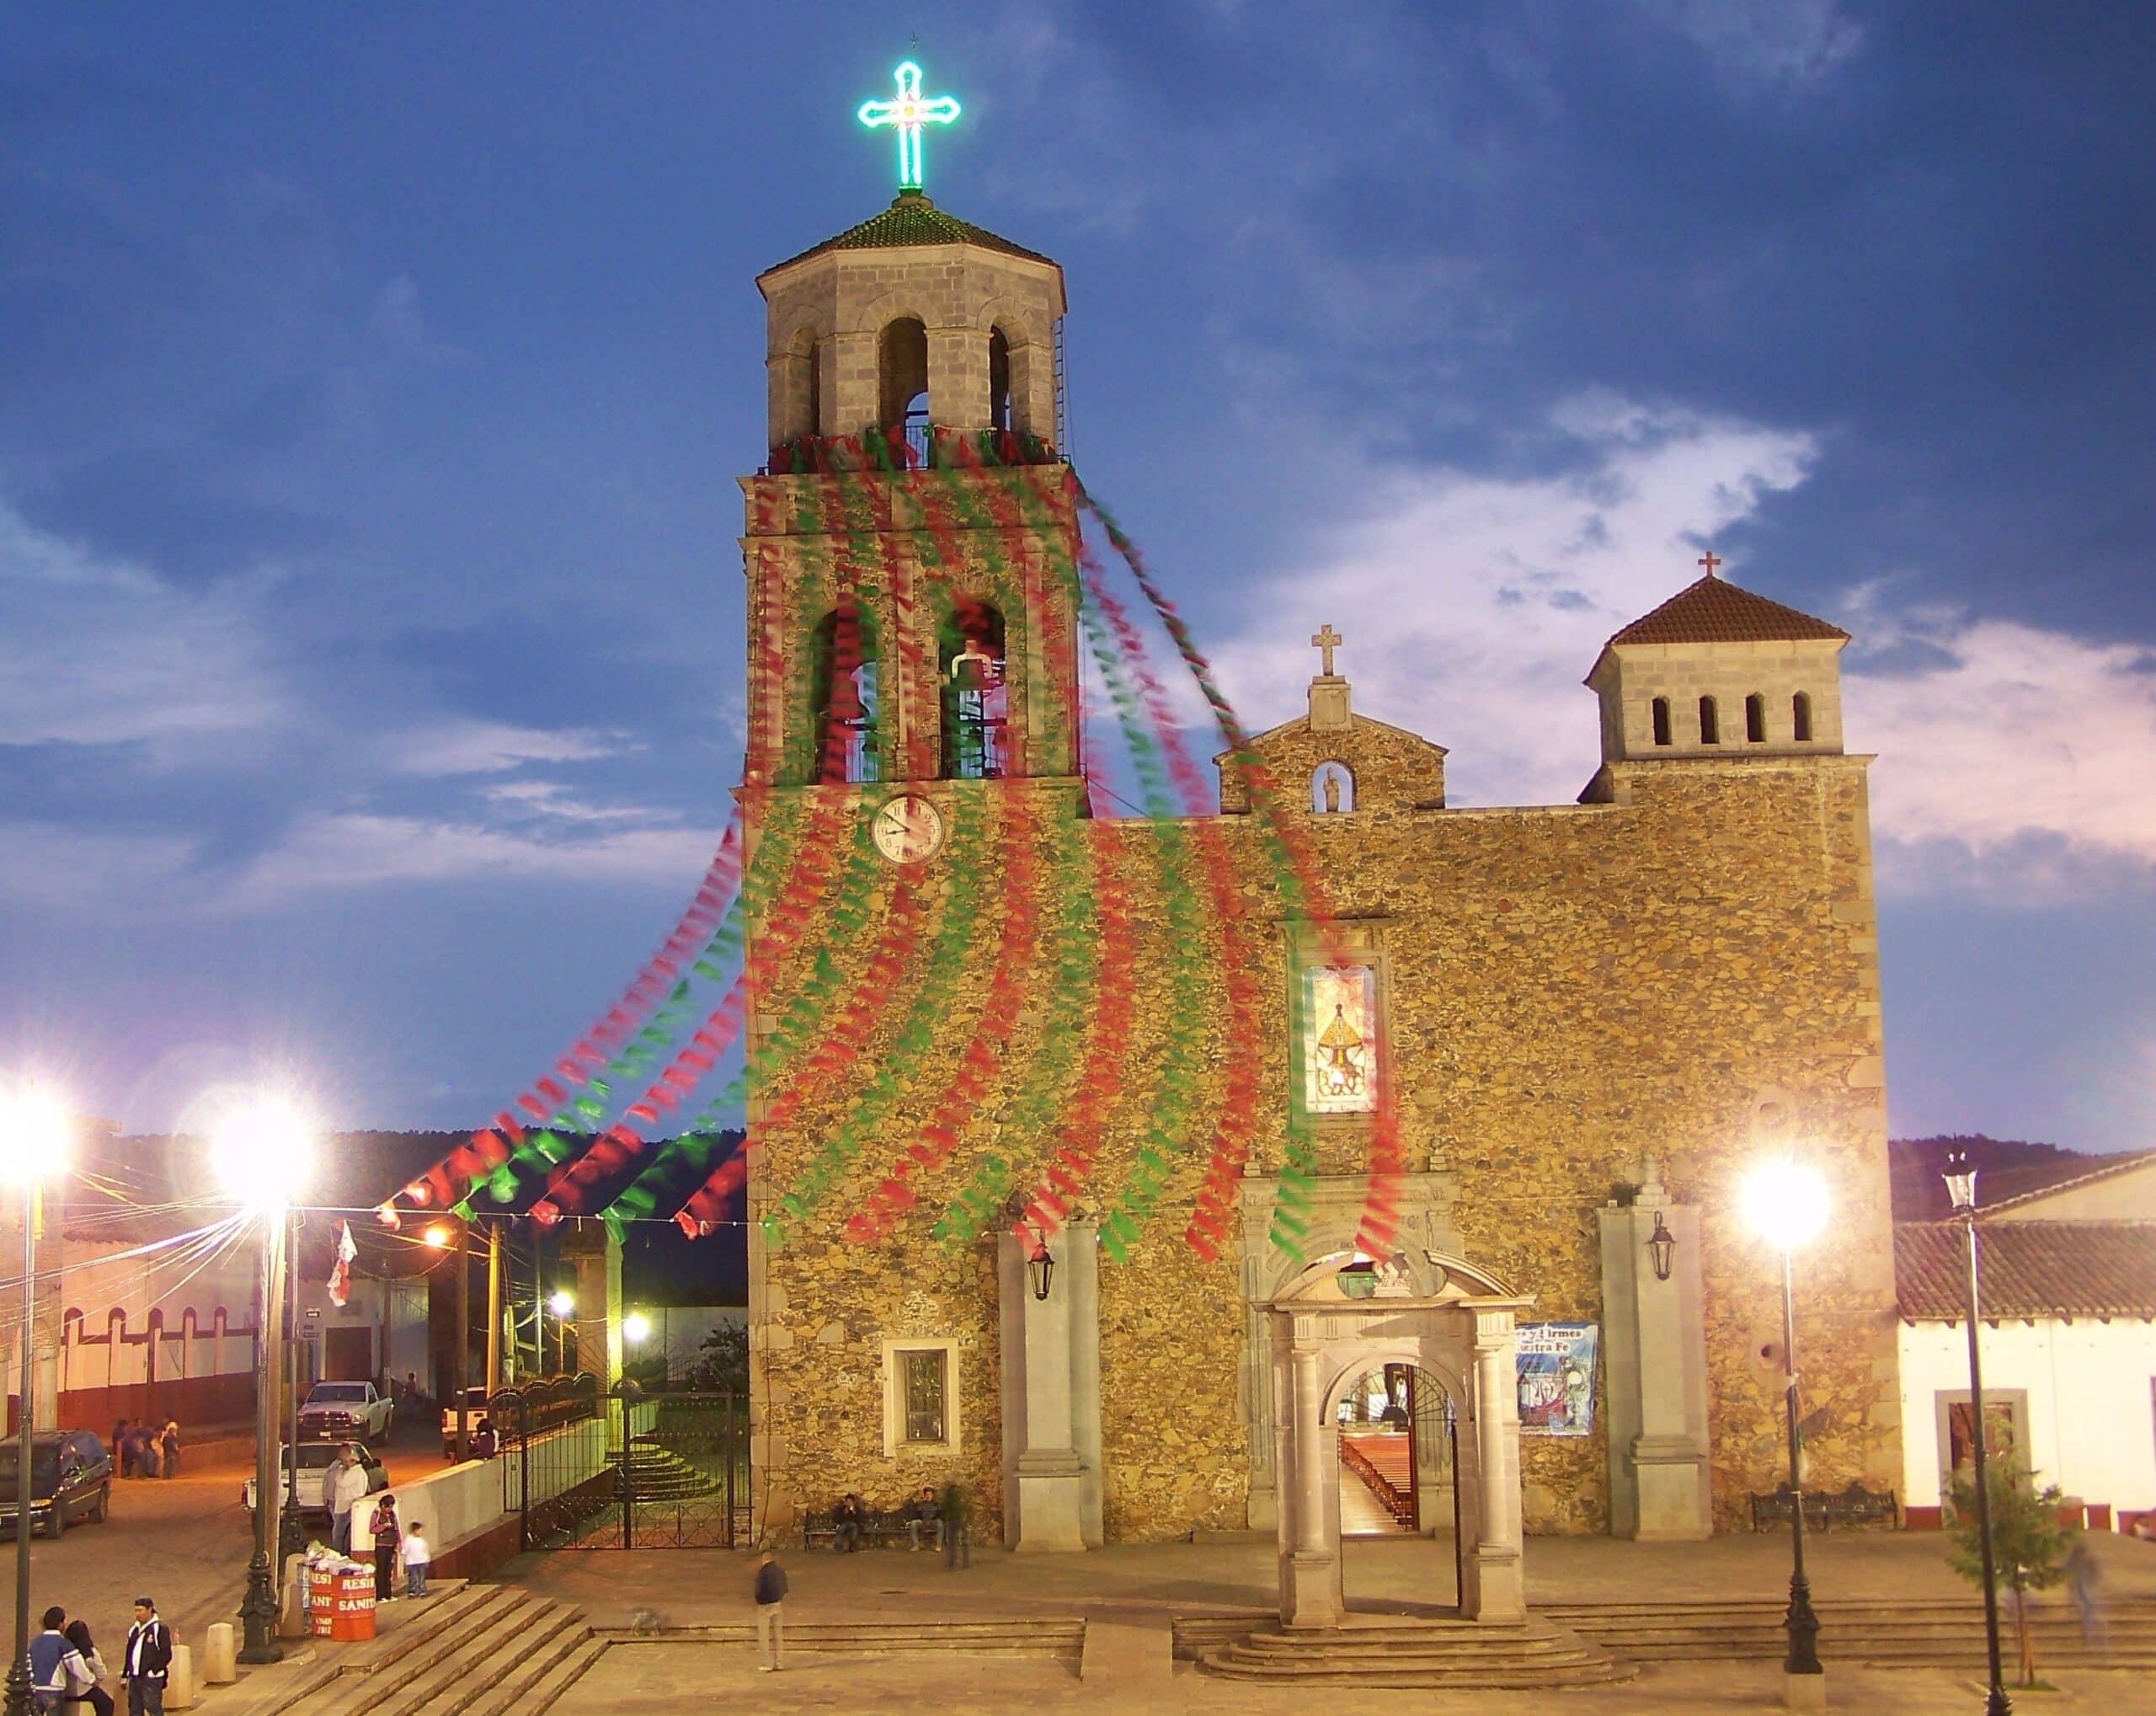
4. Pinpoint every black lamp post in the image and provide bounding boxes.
[1027,1242,1054,1303]
[1945,1148,2012,1716]
[1646,1211,1677,1284]
[2,1088,68,1716]
[1742,1161,1829,1701]
[214,1098,312,1667]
